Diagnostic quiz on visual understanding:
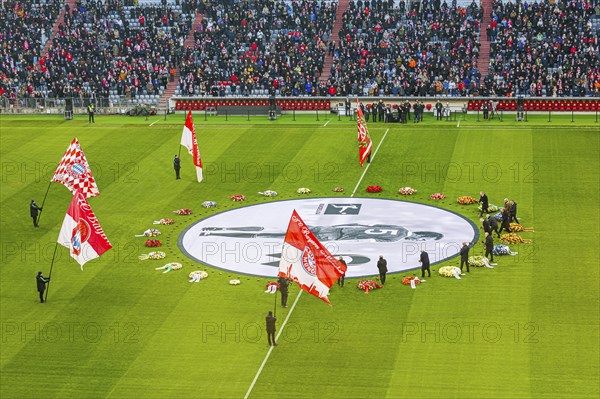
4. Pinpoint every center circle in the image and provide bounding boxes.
[178,198,479,278]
